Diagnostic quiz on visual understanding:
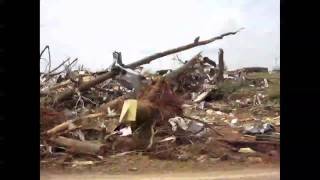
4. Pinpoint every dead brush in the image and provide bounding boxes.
[137,77,183,123]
